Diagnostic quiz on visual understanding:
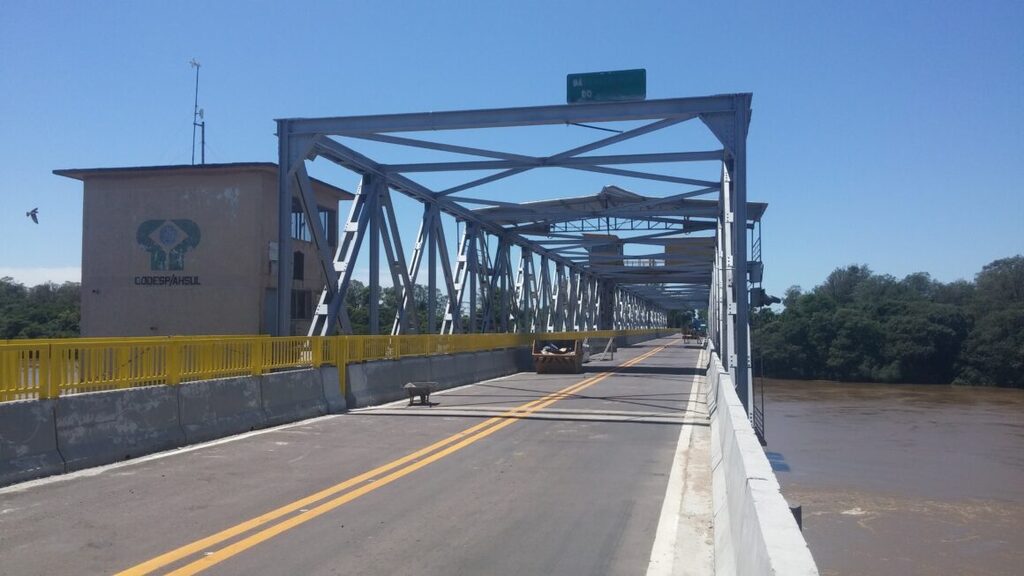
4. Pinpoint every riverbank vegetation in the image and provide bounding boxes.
[0,277,80,339]
[752,256,1024,388]
[5,255,1022,387]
